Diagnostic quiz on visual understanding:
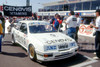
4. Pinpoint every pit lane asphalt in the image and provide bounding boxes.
[0,34,99,67]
